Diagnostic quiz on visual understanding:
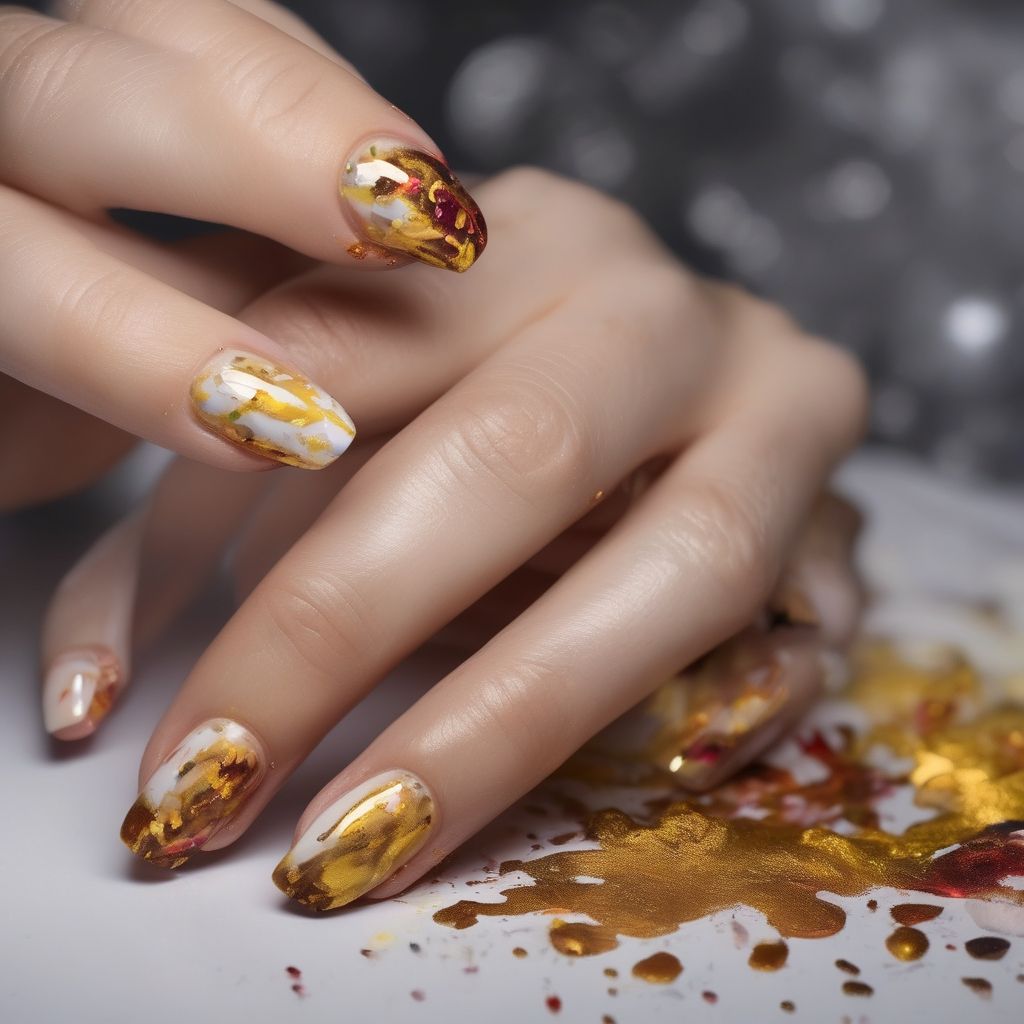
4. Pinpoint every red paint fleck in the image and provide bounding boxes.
[411,990,426,1002]
[360,949,375,959]
[703,991,718,1004]
[463,966,479,974]
[285,966,301,978]
[546,995,562,1013]
[291,984,306,998]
